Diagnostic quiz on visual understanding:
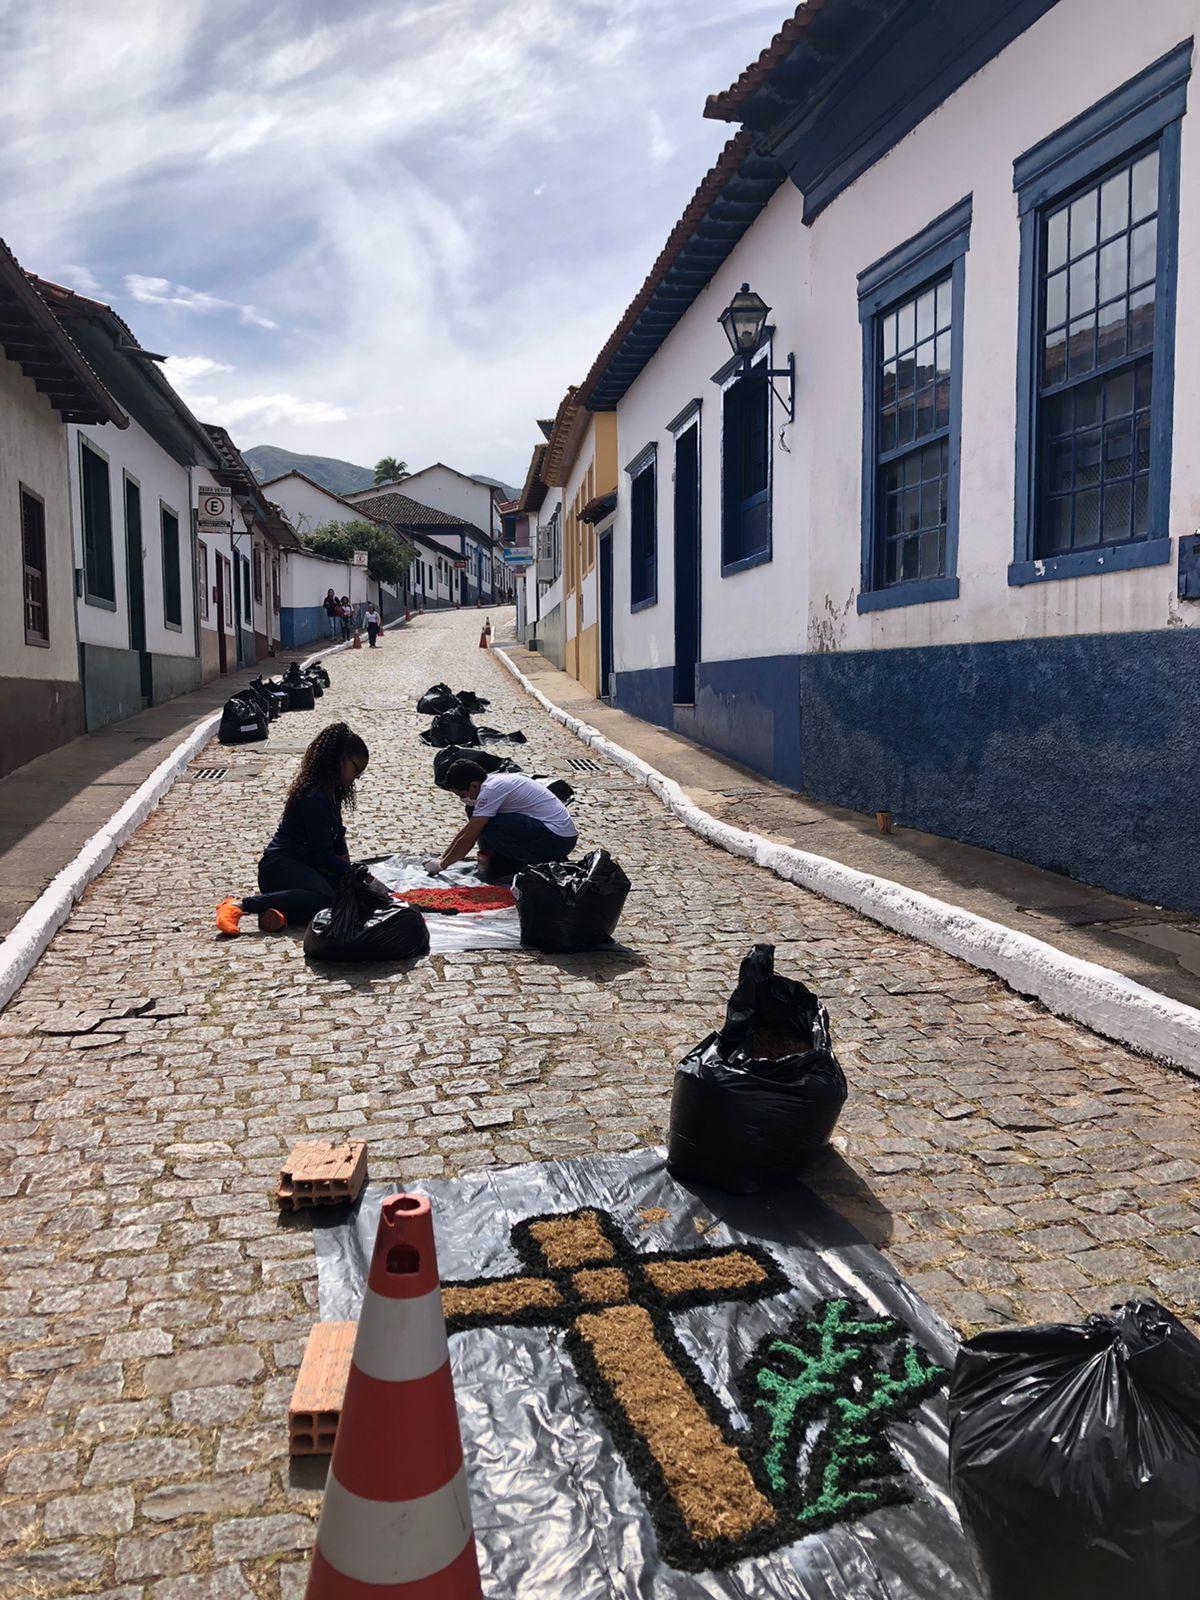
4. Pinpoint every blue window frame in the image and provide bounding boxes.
[720,357,771,573]
[857,197,970,613]
[627,442,657,610]
[1011,41,1190,585]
